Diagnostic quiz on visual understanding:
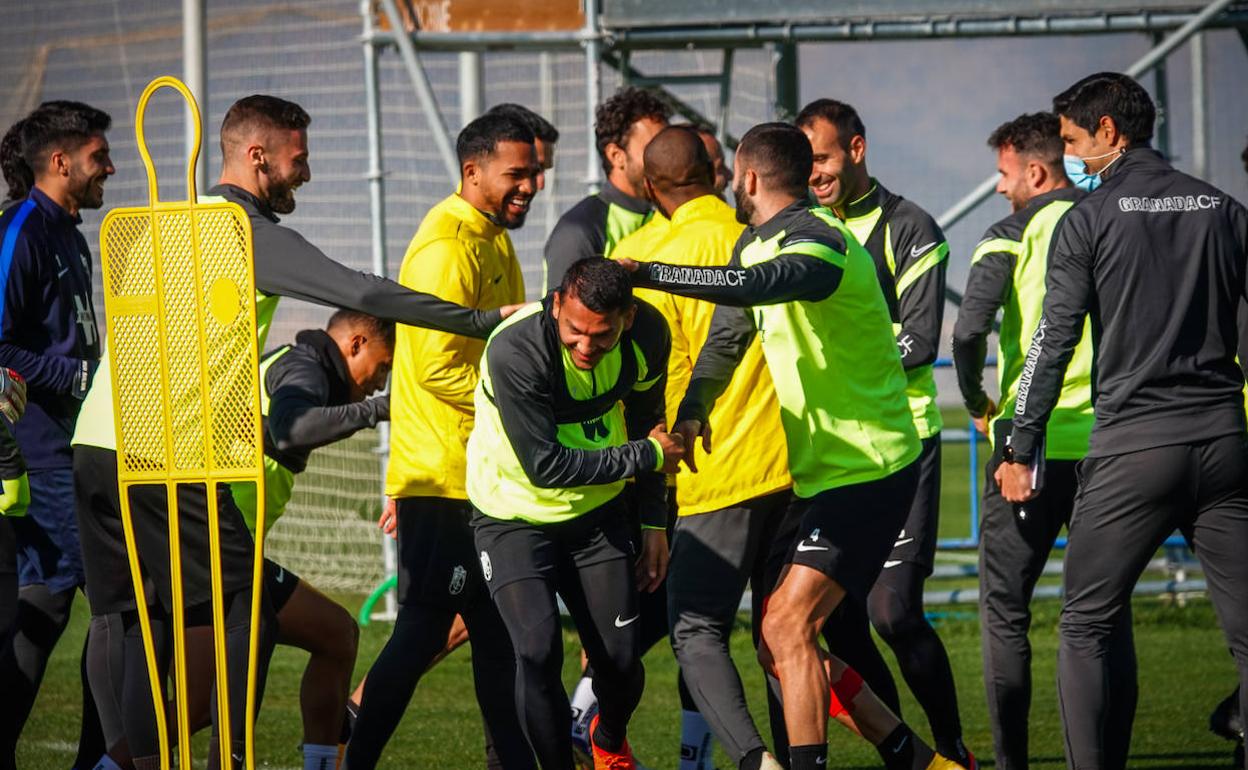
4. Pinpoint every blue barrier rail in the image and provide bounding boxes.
[932,357,1187,551]
[363,357,1192,622]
